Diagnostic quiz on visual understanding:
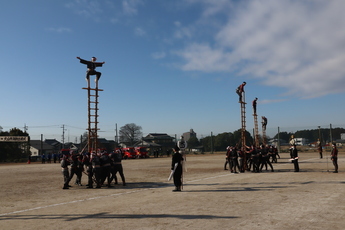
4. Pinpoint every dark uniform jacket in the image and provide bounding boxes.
[79,58,103,70]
